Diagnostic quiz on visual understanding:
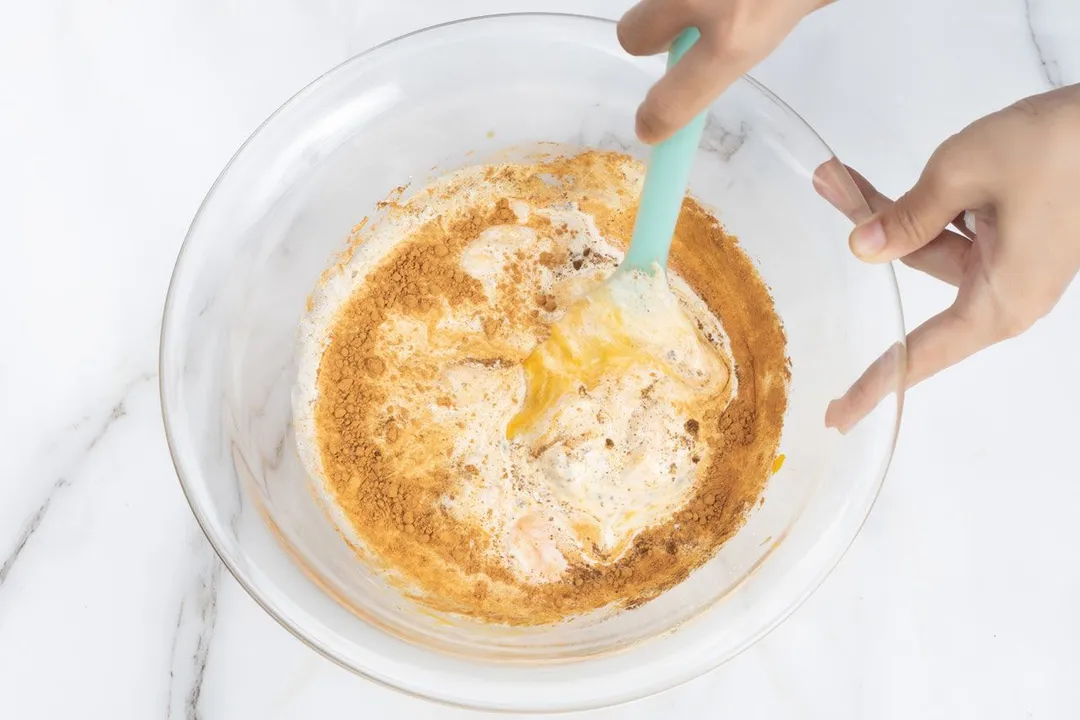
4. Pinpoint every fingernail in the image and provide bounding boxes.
[851,219,887,259]
[824,399,853,435]
[824,401,840,433]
